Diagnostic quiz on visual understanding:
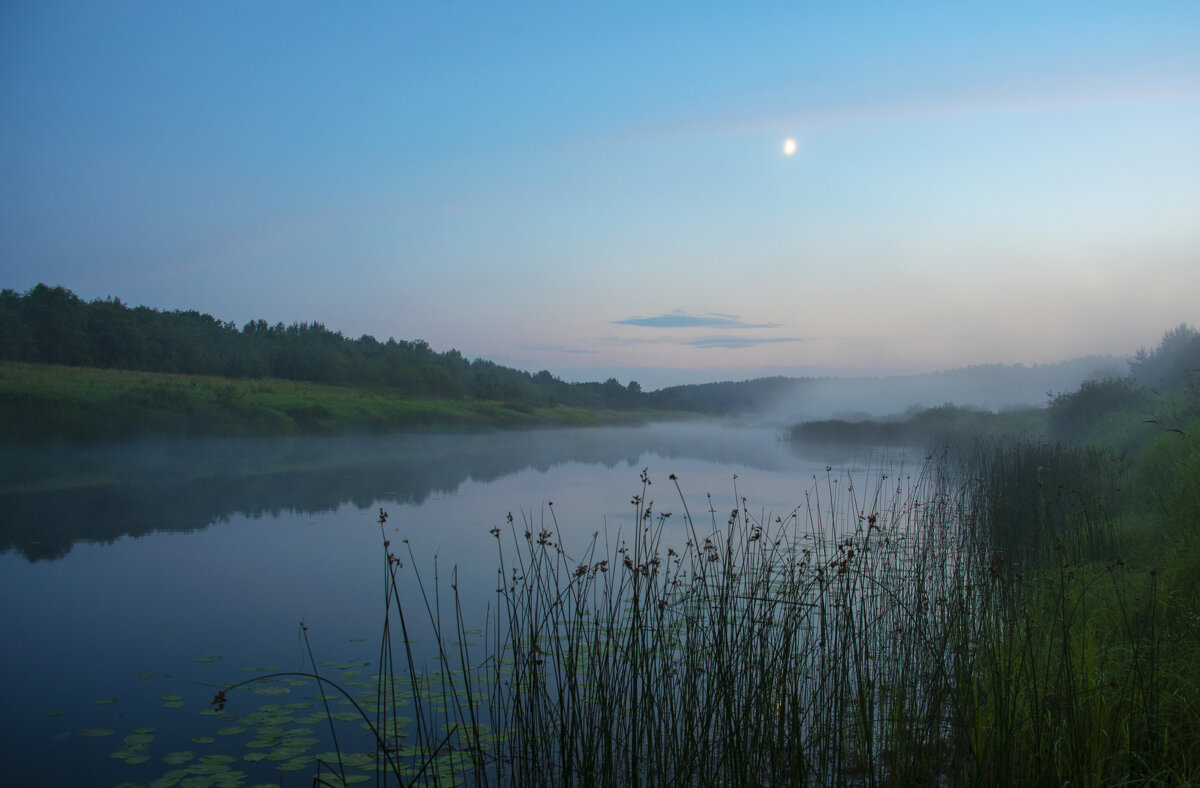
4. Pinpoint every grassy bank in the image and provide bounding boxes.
[789,403,1049,449]
[0,362,677,441]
